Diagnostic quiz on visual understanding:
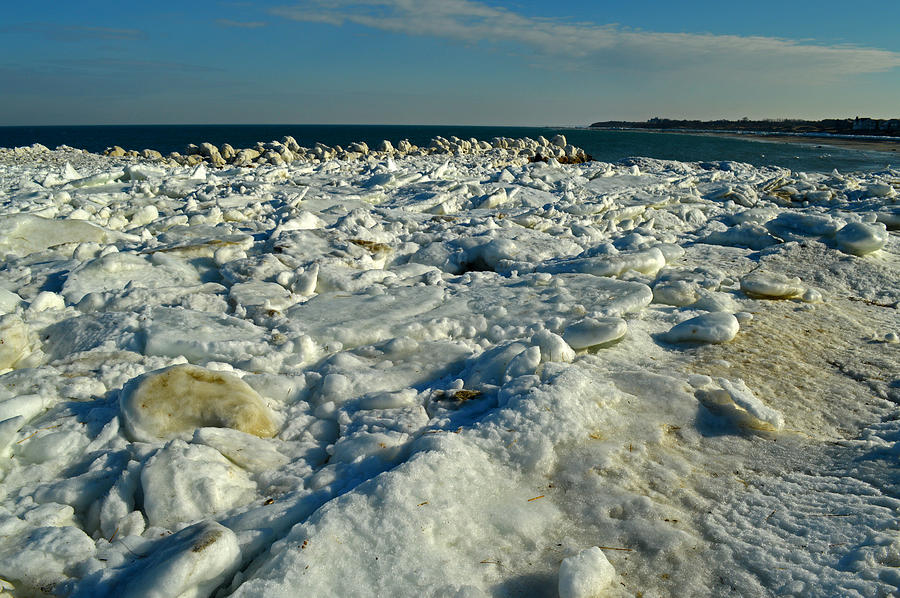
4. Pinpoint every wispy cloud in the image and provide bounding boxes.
[269,0,900,77]
[0,23,147,42]
[216,19,268,29]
